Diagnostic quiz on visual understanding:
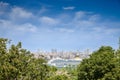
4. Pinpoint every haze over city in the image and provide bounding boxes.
[0,0,120,52]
